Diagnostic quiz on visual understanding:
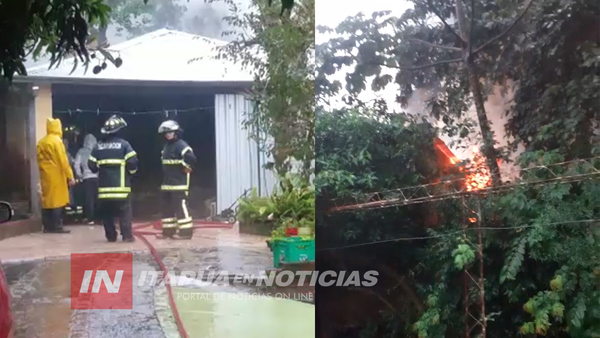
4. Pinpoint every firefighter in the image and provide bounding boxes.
[88,115,138,242]
[158,120,197,239]
[63,124,84,221]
